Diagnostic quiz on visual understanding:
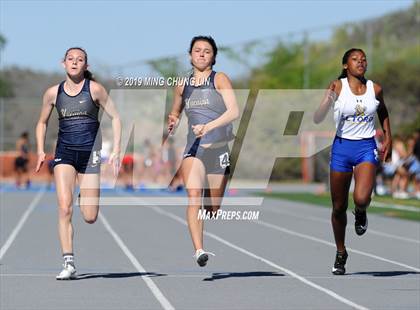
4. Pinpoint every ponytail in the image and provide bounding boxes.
[84,70,95,81]
[337,69,347,80]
